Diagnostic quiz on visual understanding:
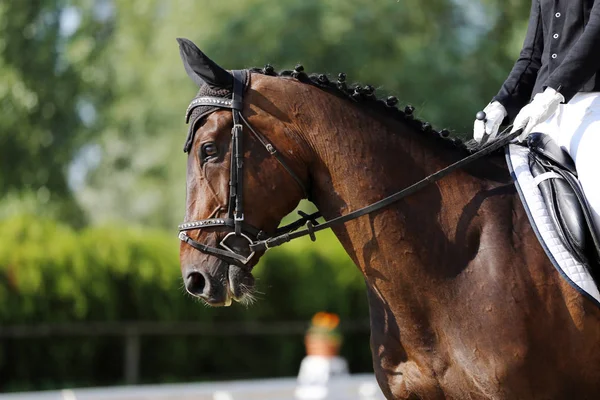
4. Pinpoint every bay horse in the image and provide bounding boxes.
[175,38,600,399]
